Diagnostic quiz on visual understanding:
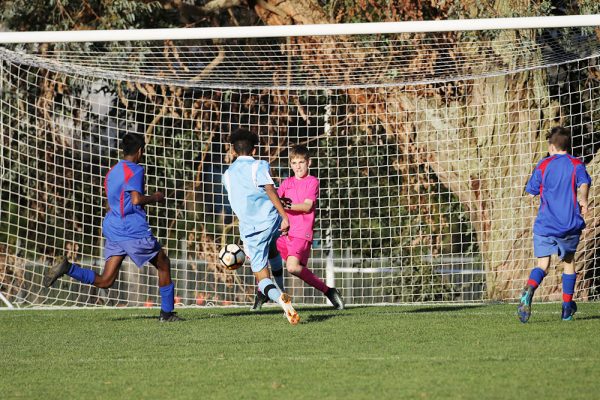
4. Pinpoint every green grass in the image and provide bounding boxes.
[1,303,600,399]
